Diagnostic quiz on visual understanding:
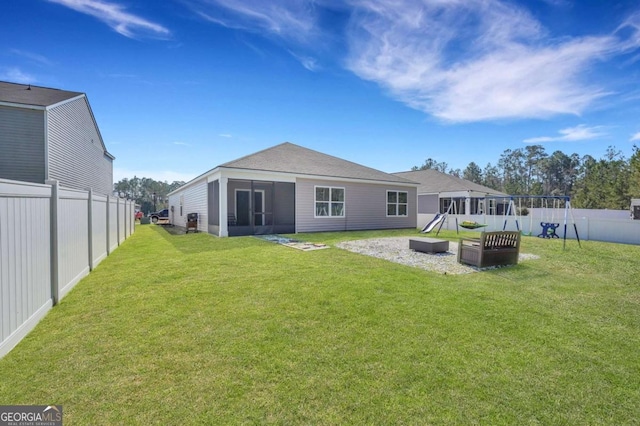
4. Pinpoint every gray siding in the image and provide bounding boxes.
[47,97,113,195]
[418,194,439,214]
[0,106,45,183]
[296,178,417,233]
